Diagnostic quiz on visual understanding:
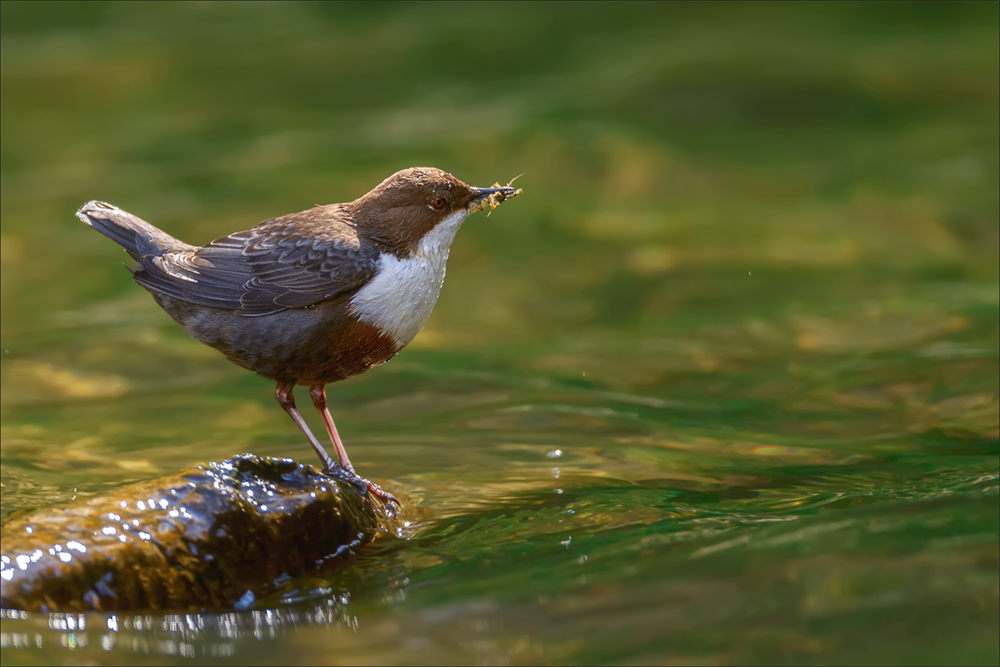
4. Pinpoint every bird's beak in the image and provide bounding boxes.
[473,186,517,200]
[467,185,518,213]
